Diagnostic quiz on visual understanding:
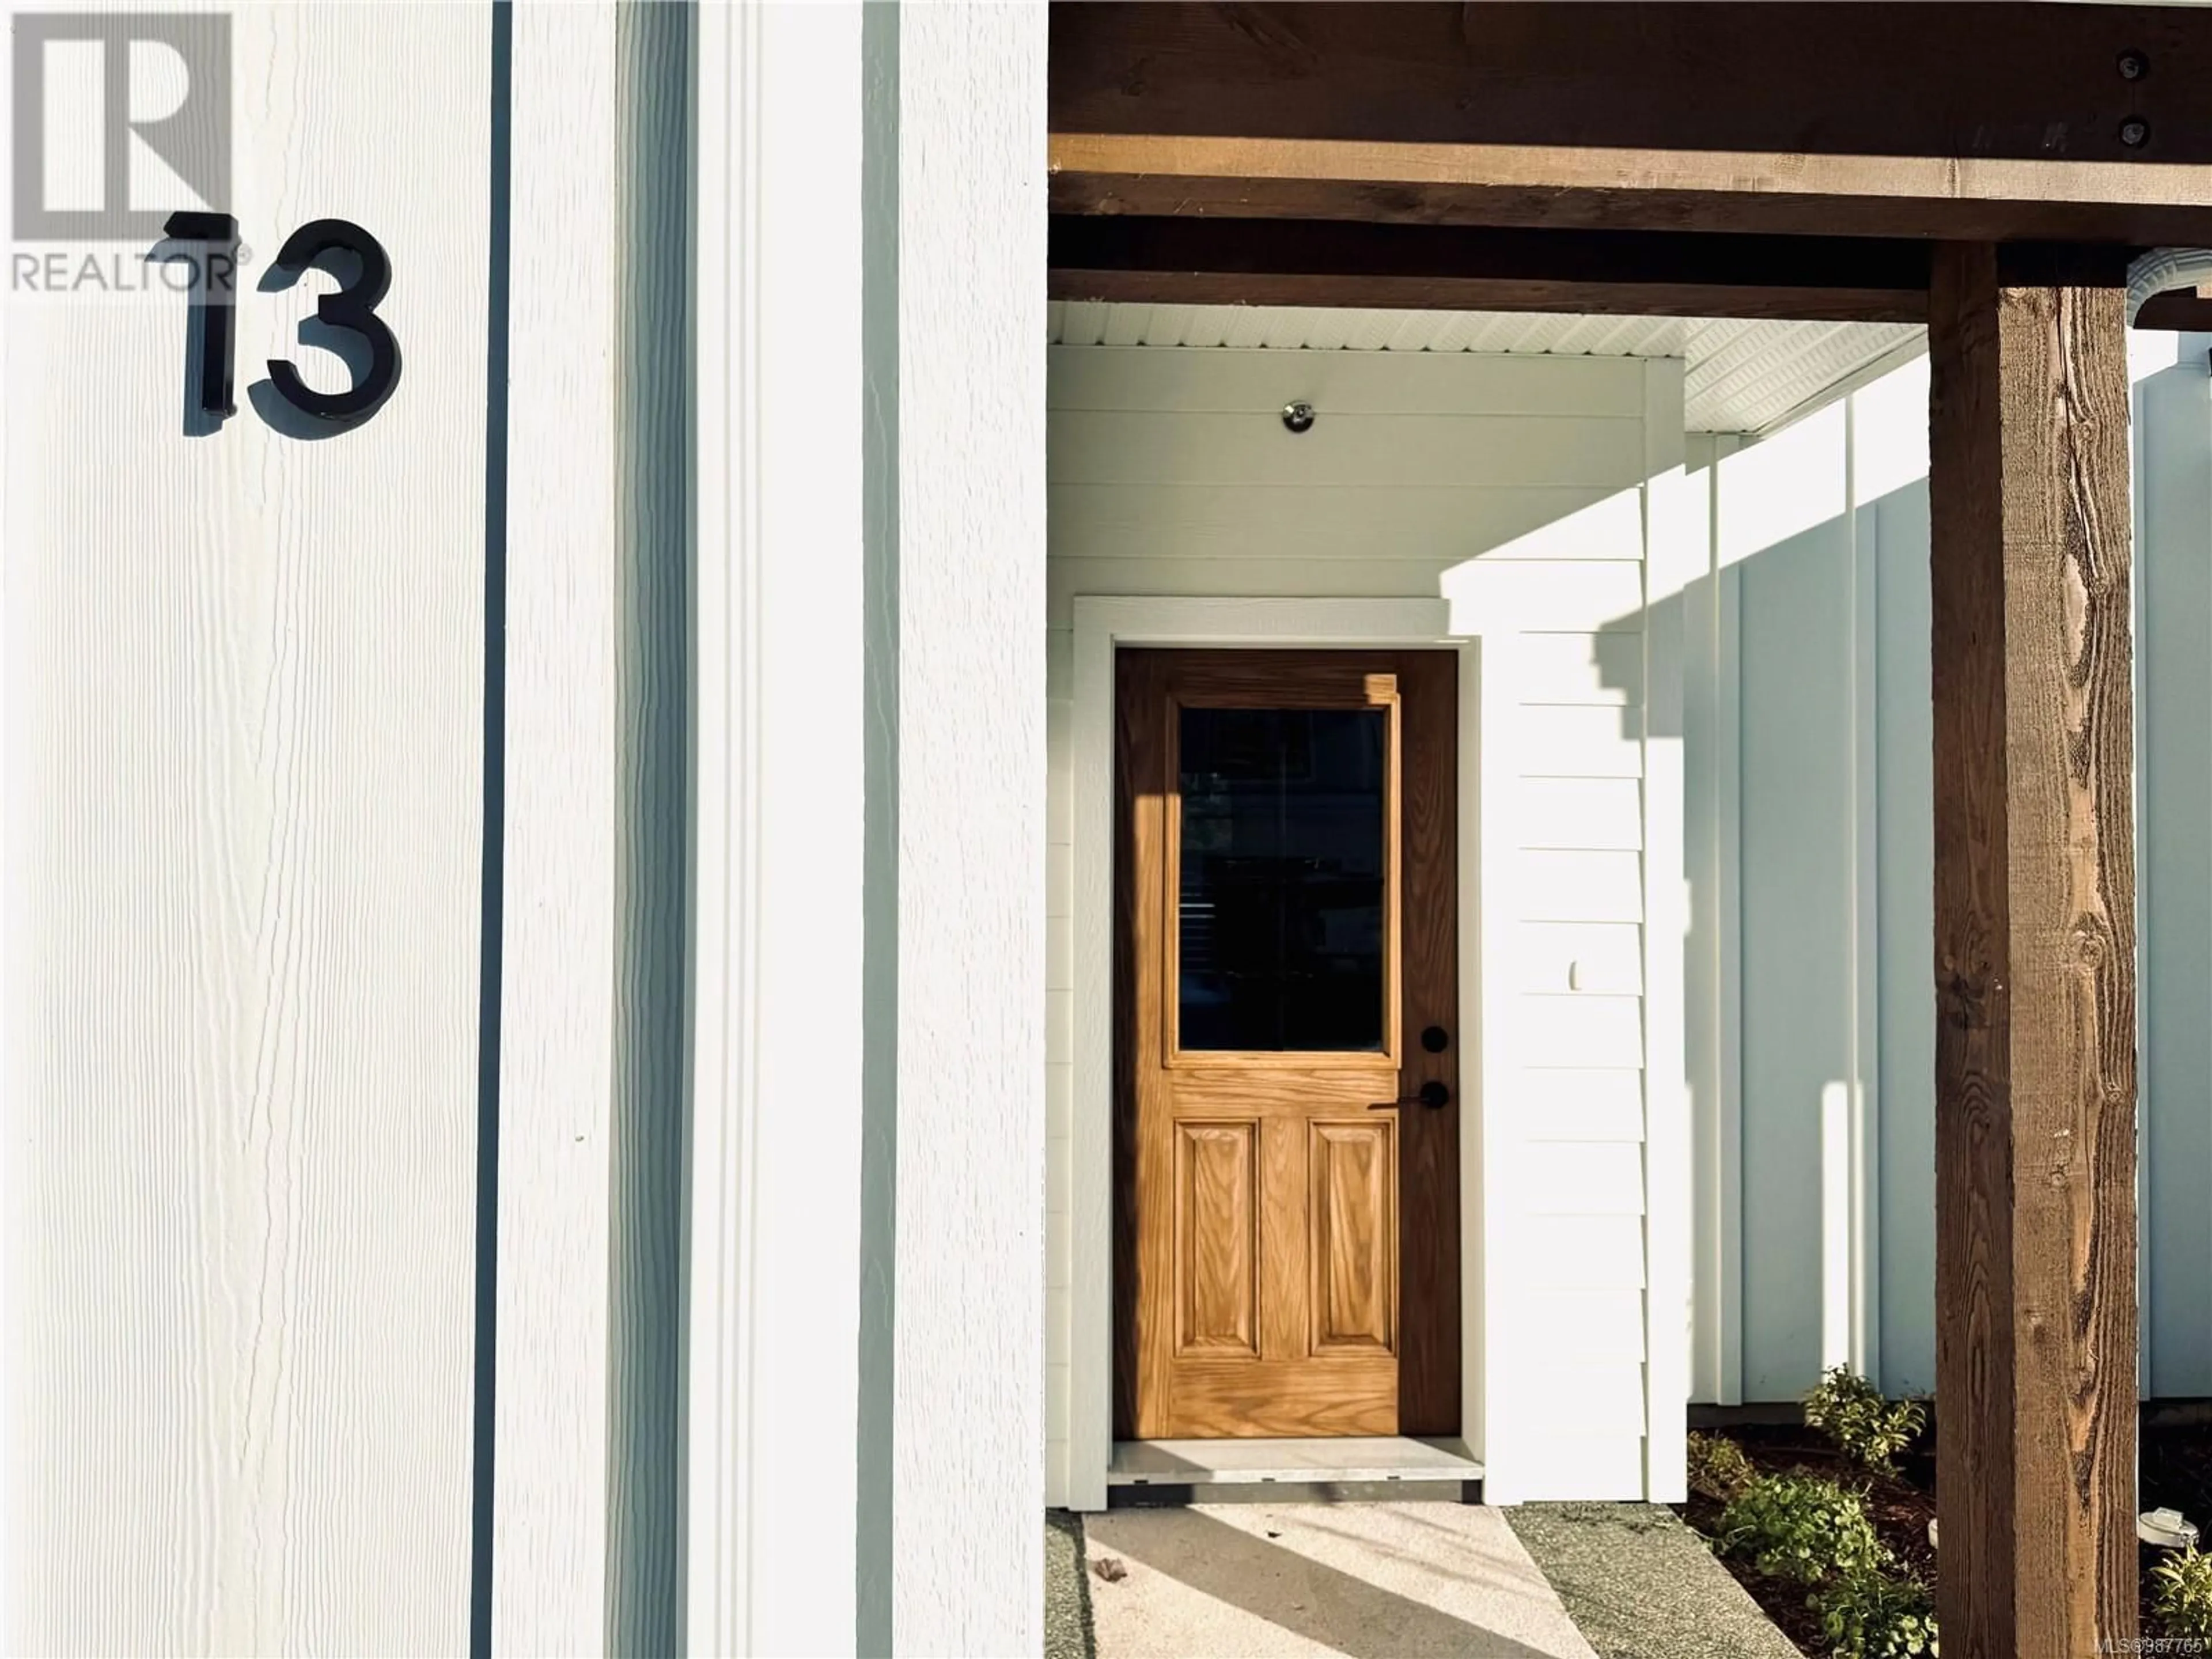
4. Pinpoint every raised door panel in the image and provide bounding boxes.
[1175,1122,1259,1356]
[1310,1120,1397,1355]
